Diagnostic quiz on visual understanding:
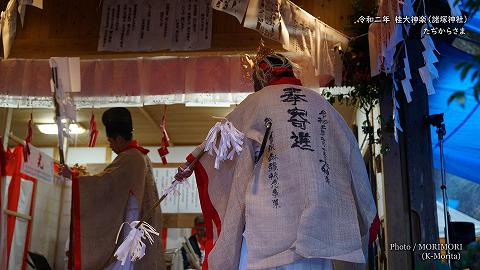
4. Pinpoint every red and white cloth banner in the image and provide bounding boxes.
[158,106,170,165]
[88,113,98,147]
[4,145,37,270]
[0,137,8,270]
